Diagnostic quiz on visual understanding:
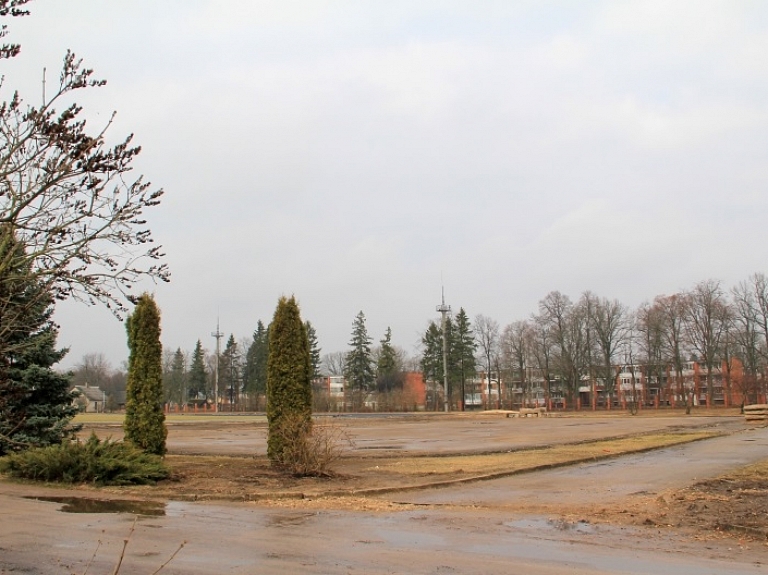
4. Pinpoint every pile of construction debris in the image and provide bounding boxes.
[744,404,768,424]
